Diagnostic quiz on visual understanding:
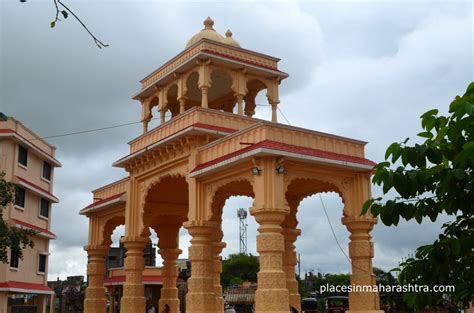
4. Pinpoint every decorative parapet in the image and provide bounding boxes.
[140,40,281,90]
[196,122,368,167]
[128,107,257,153]
[92,177,129,201]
